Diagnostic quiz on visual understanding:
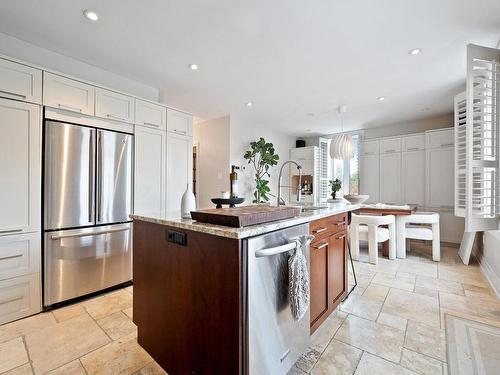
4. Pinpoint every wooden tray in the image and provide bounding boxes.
[191,205,302,227]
